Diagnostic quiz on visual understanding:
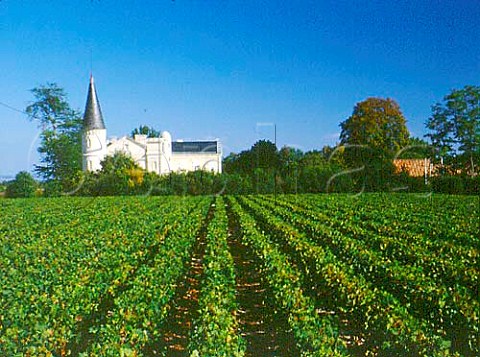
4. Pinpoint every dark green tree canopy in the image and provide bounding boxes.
[130,125,161,138]
[299,150,328,167]
[397,137,432,159]
[6,171,37,198]
[100,152,140,174]
[340,97,410,155]
[279,146,304,163]
[83,152,145,196]
[250,140,279,169]
[426,85,479,175]
[223,140,279,175]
